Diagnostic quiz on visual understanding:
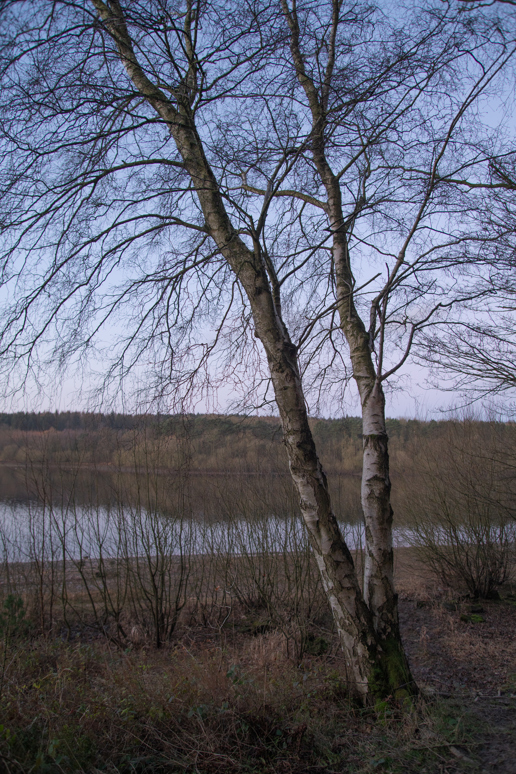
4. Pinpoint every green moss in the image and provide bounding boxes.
[460,613,484,623]
[303,635,329,657]
[369,637,416,704]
